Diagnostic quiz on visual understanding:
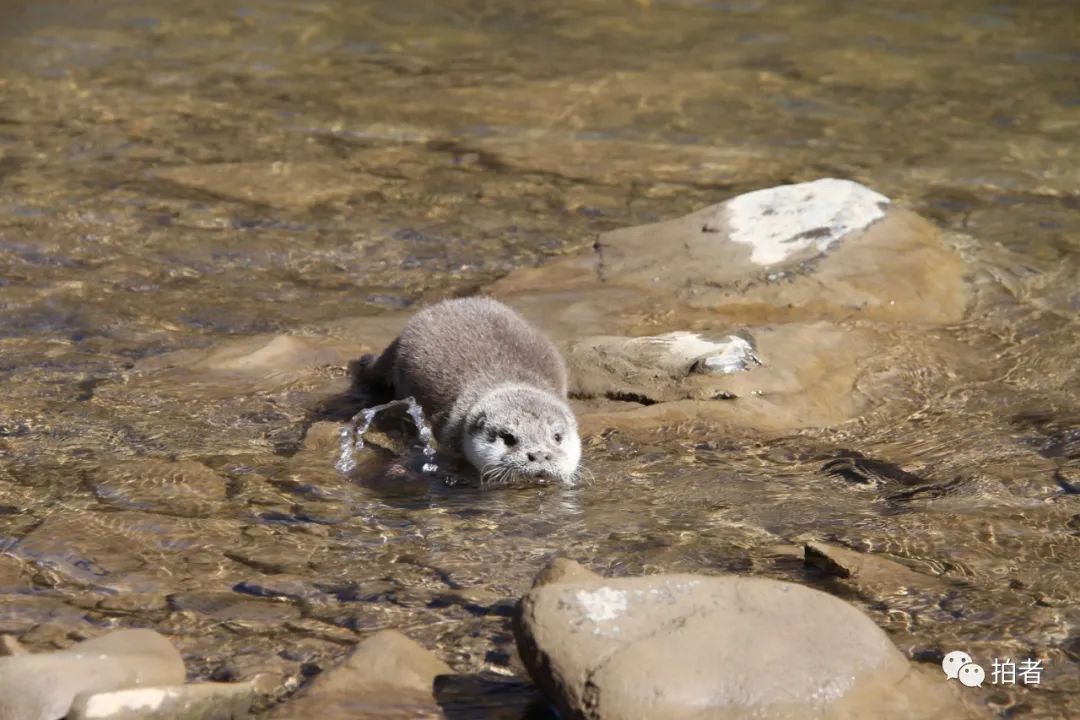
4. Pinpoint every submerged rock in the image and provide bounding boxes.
[0,635,27,657]
[0,629,185,720]
[134,333,350,389]
[153,161,375,210]
[514,559,981,720]
[88,458,227,518]
[269,629,452,719]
